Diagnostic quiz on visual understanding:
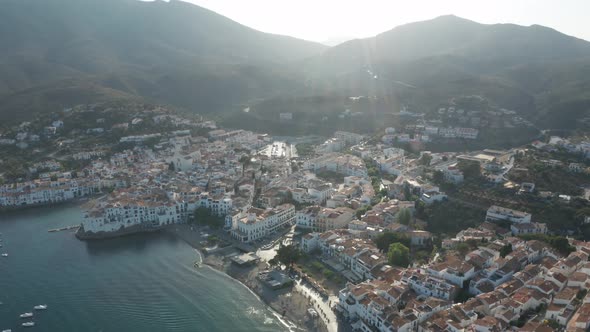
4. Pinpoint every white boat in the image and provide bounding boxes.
[1,253,7,257]
[20,312,33,318]
[34,305,47,310]
[2,329,13,332]
[22,322,35,327]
